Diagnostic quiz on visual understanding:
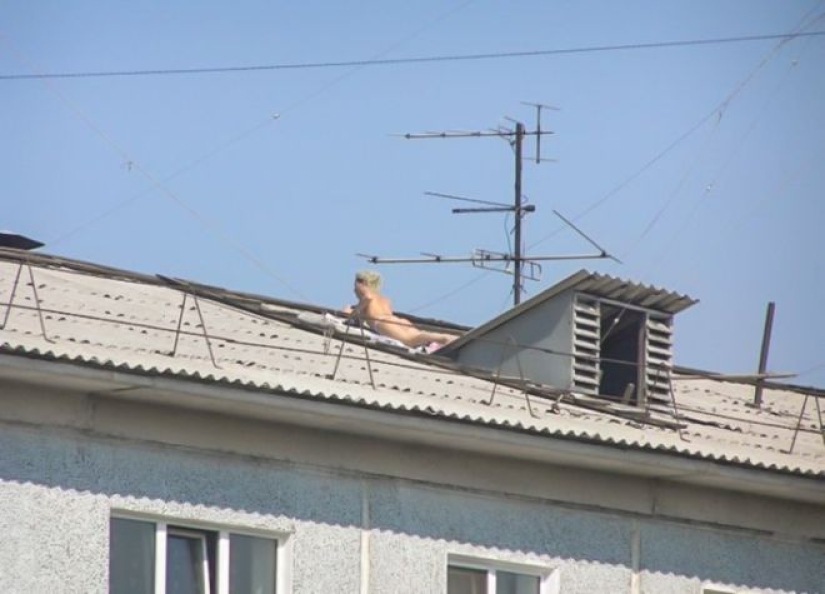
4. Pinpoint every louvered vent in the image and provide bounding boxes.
[646,313,673,401]
[572,294,600,395]
[440,270,695,405]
